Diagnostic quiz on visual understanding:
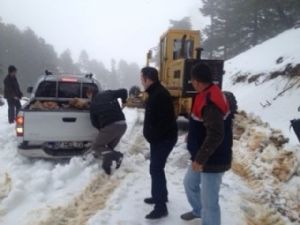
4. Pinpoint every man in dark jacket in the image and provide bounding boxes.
[4,65,23,124]
[180,63,233,225]
[87,88,128,175]
[141,67,178,219]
